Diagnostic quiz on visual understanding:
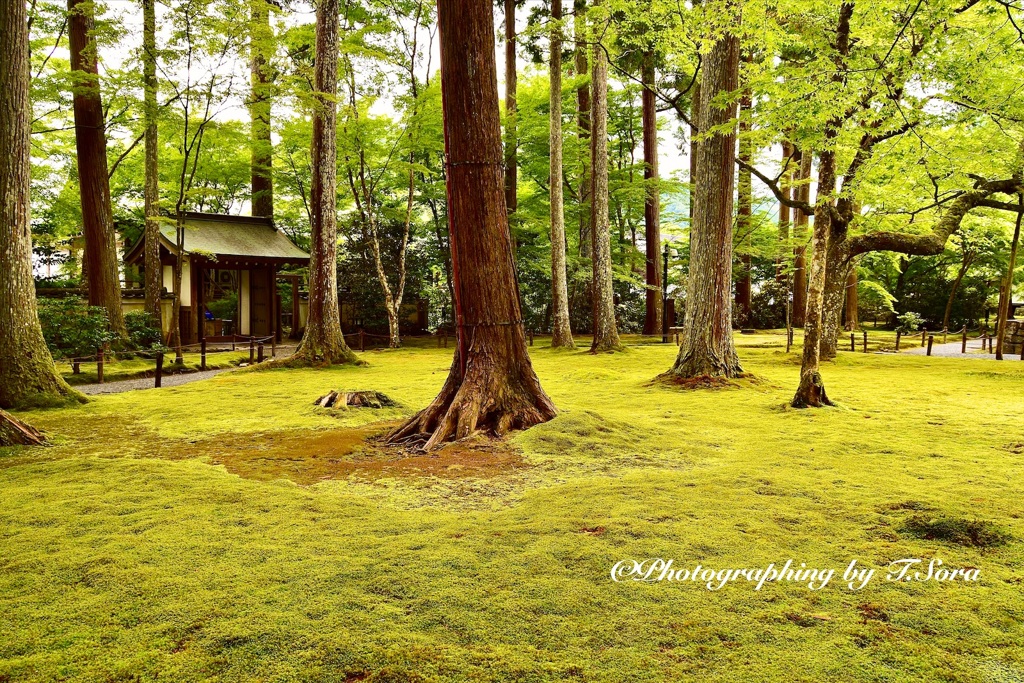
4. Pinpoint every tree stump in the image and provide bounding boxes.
[314,391,396,409]
[0,409,47,447]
